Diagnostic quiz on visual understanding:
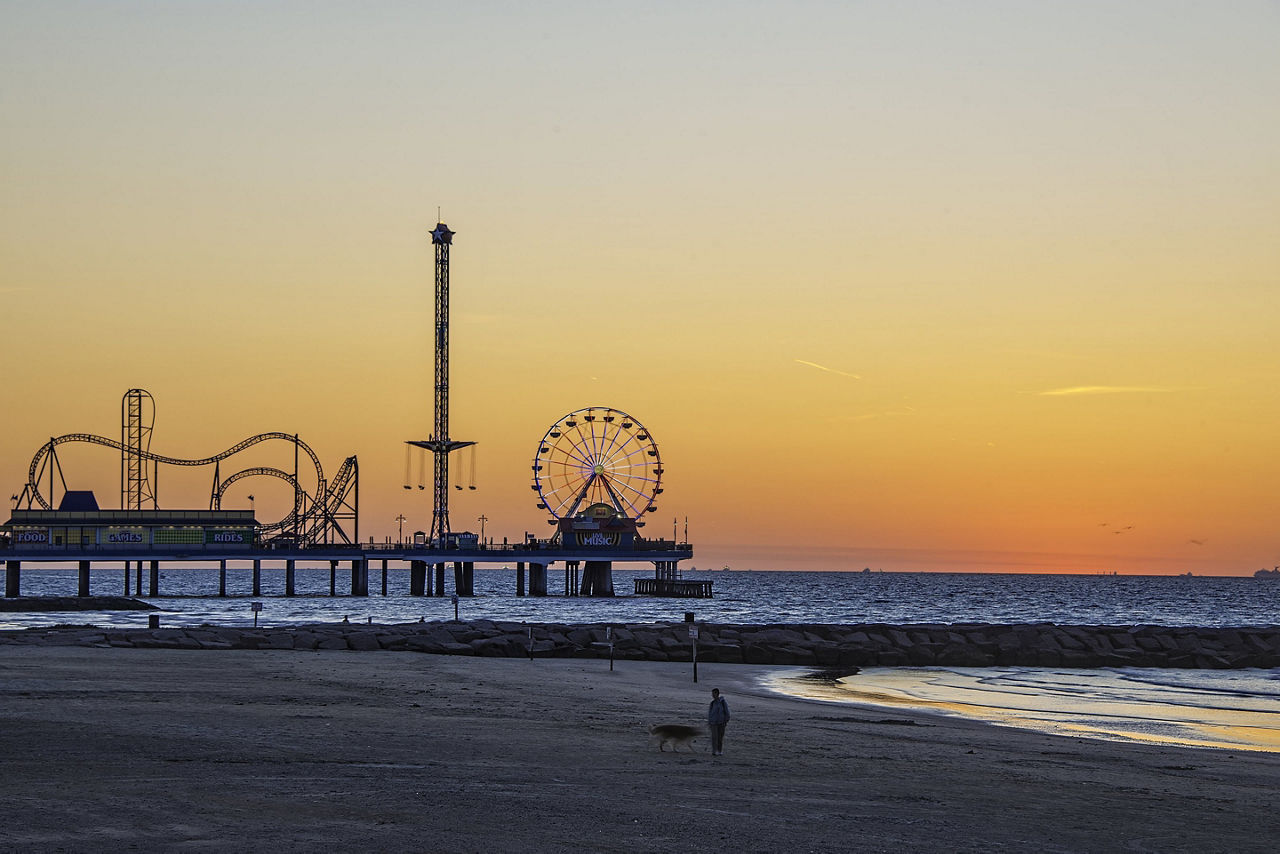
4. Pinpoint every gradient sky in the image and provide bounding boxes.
[3,2,1278,574]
